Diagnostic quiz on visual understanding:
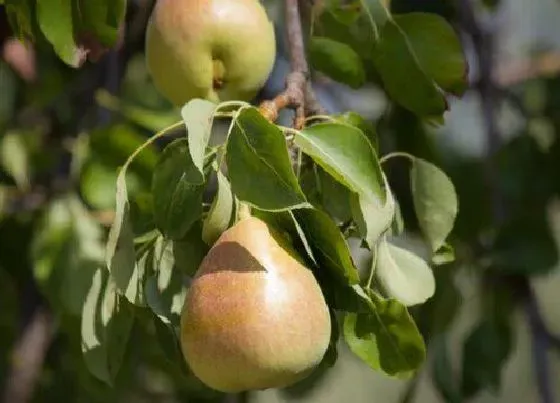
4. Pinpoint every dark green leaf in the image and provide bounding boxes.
[373,19,447,119]
[461,320,512,398]
[293,207,360,285]
[394,12,468,96]
[4,0,36,40]
[145,236,187,328]
[74,0,126,46]
[296,122,385,202]
[202,168,234,245]
[37,0,81,67]
[343,291,426,377]
[173,221,209,277]
[0,62,18,128]
[309,36,366,88]
[182,99,218,180]
[316,166,353,224]
[375,237,435,306]
[411,158,458,252]
[226,107,308,211]
[151,138,205,239]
